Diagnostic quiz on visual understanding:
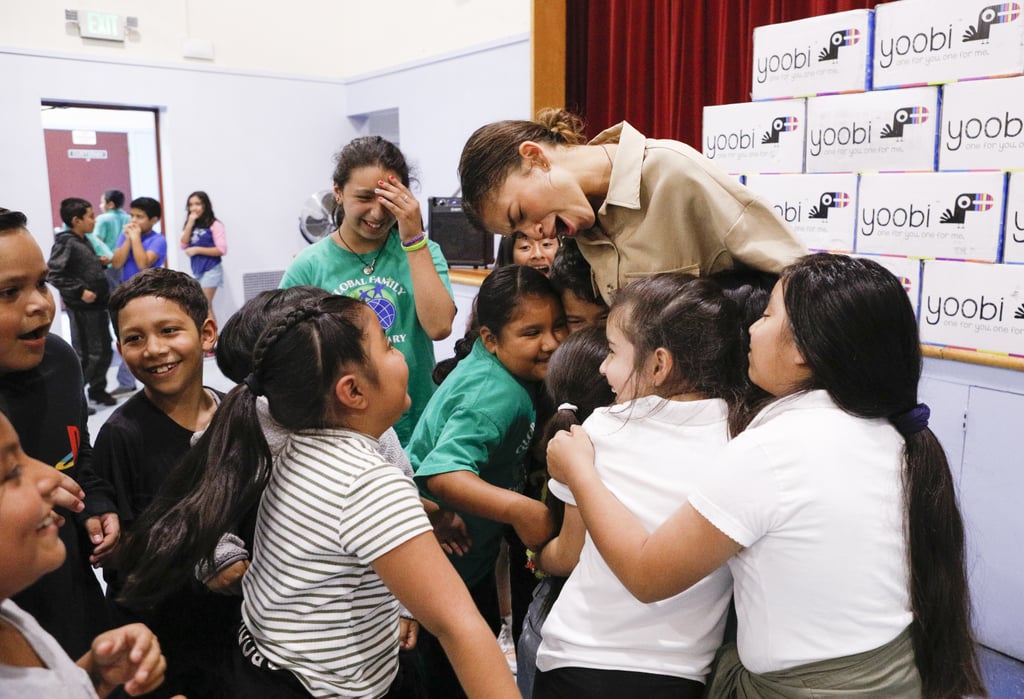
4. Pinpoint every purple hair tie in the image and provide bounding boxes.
[893,402,930,436]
